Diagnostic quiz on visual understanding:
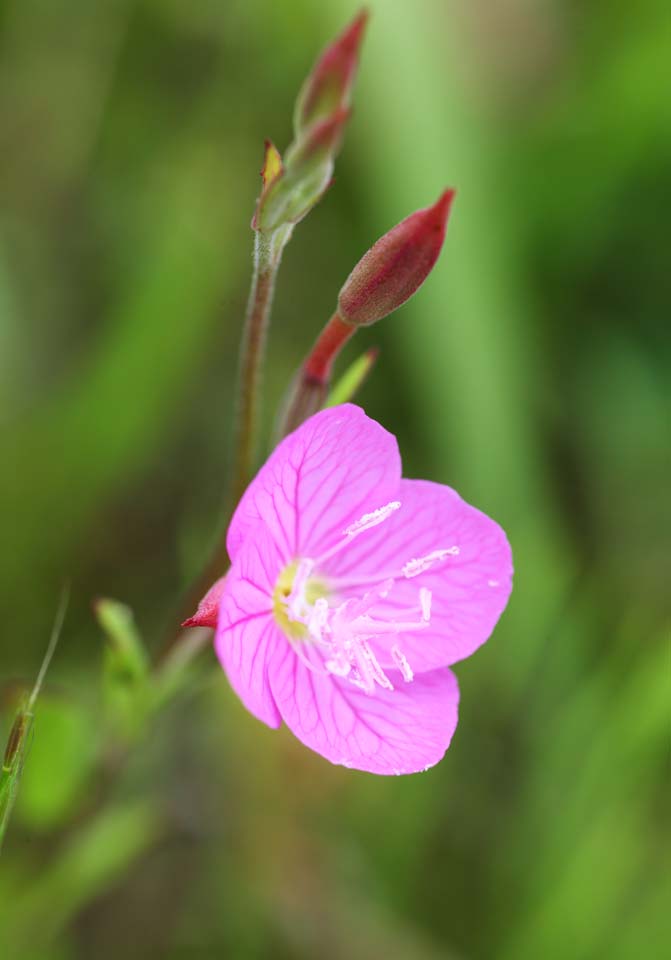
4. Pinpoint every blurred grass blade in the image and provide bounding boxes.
[0,587,69,854]
[325,347,379,406]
